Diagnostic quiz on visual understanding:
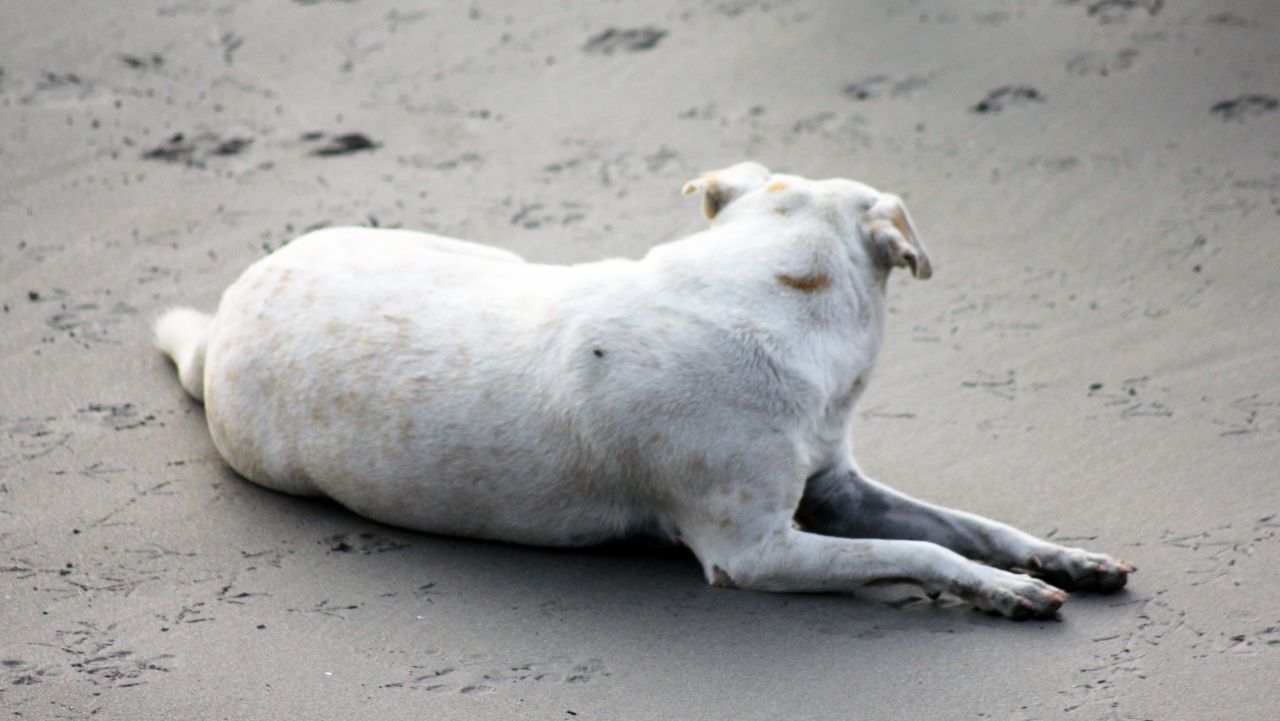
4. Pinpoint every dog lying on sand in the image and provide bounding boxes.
[155,162,1133,619]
